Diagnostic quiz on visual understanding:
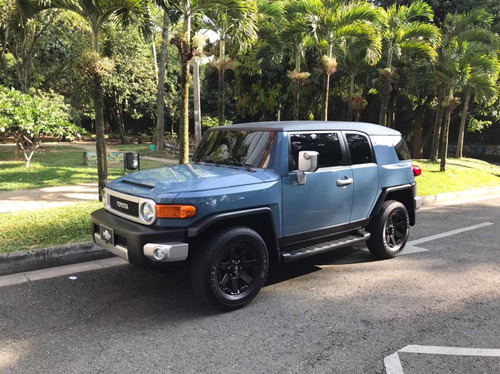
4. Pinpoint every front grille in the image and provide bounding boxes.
[110,195,139,217]
[115,234,128,248]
